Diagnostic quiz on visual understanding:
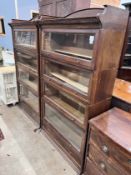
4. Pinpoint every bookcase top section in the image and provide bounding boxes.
[39,5,129,30]
[9,15,58,27]
[9,5,129,30]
